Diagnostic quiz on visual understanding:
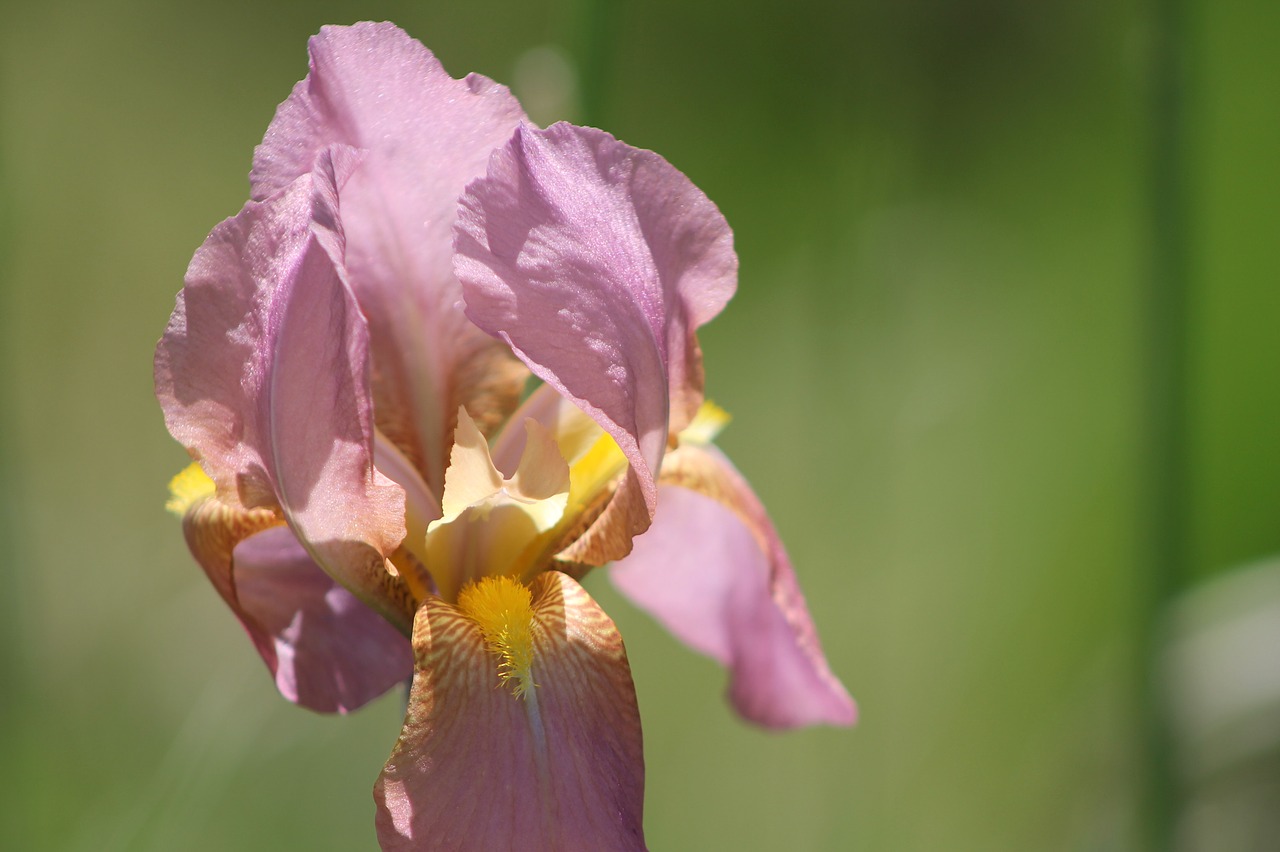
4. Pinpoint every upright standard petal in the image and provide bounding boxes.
[252,22,529,494]
[375,572,645,851]
[611,445,856,729]
[155,148,413,630]
[455,122,737,557]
